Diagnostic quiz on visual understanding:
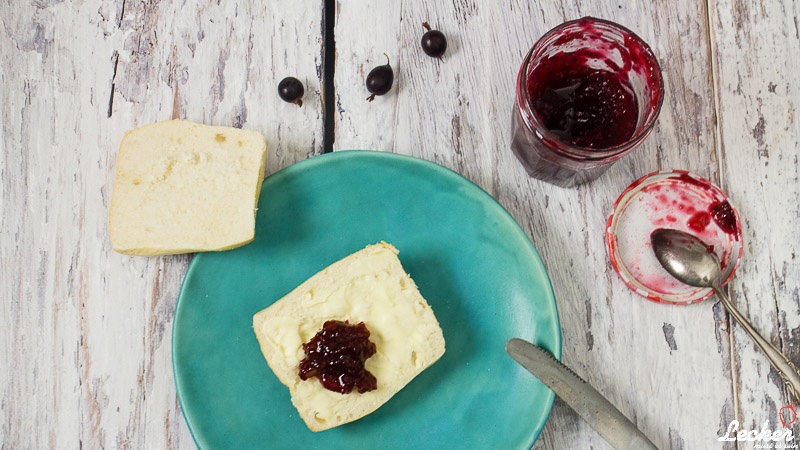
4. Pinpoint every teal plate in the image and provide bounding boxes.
[173,150,561,449]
